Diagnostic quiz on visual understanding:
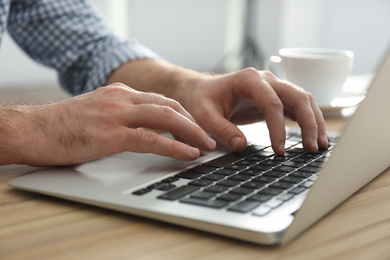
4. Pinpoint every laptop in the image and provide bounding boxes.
[9,48,390,245]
